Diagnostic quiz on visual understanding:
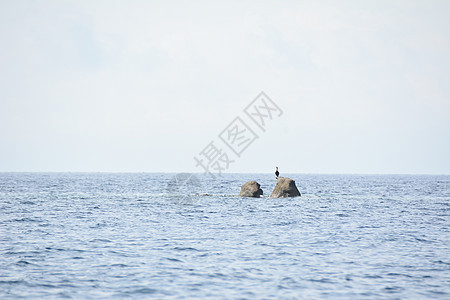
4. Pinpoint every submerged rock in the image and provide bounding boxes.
[239,181,263,197]
[270,177,301,198]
